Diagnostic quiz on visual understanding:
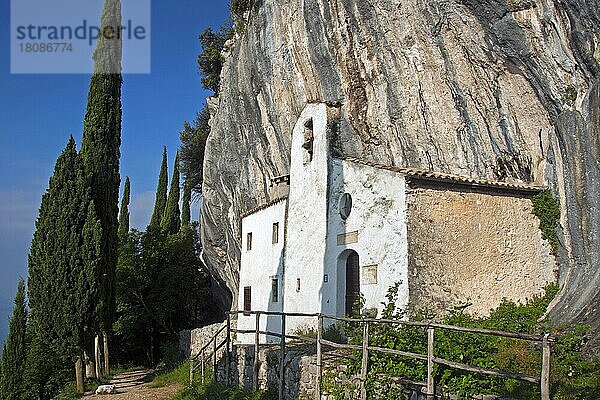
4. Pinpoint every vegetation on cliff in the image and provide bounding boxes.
[532,190,561,255]
[179,16,232,196]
